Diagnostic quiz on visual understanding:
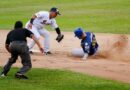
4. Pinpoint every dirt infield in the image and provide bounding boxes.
[0,30,130,83]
